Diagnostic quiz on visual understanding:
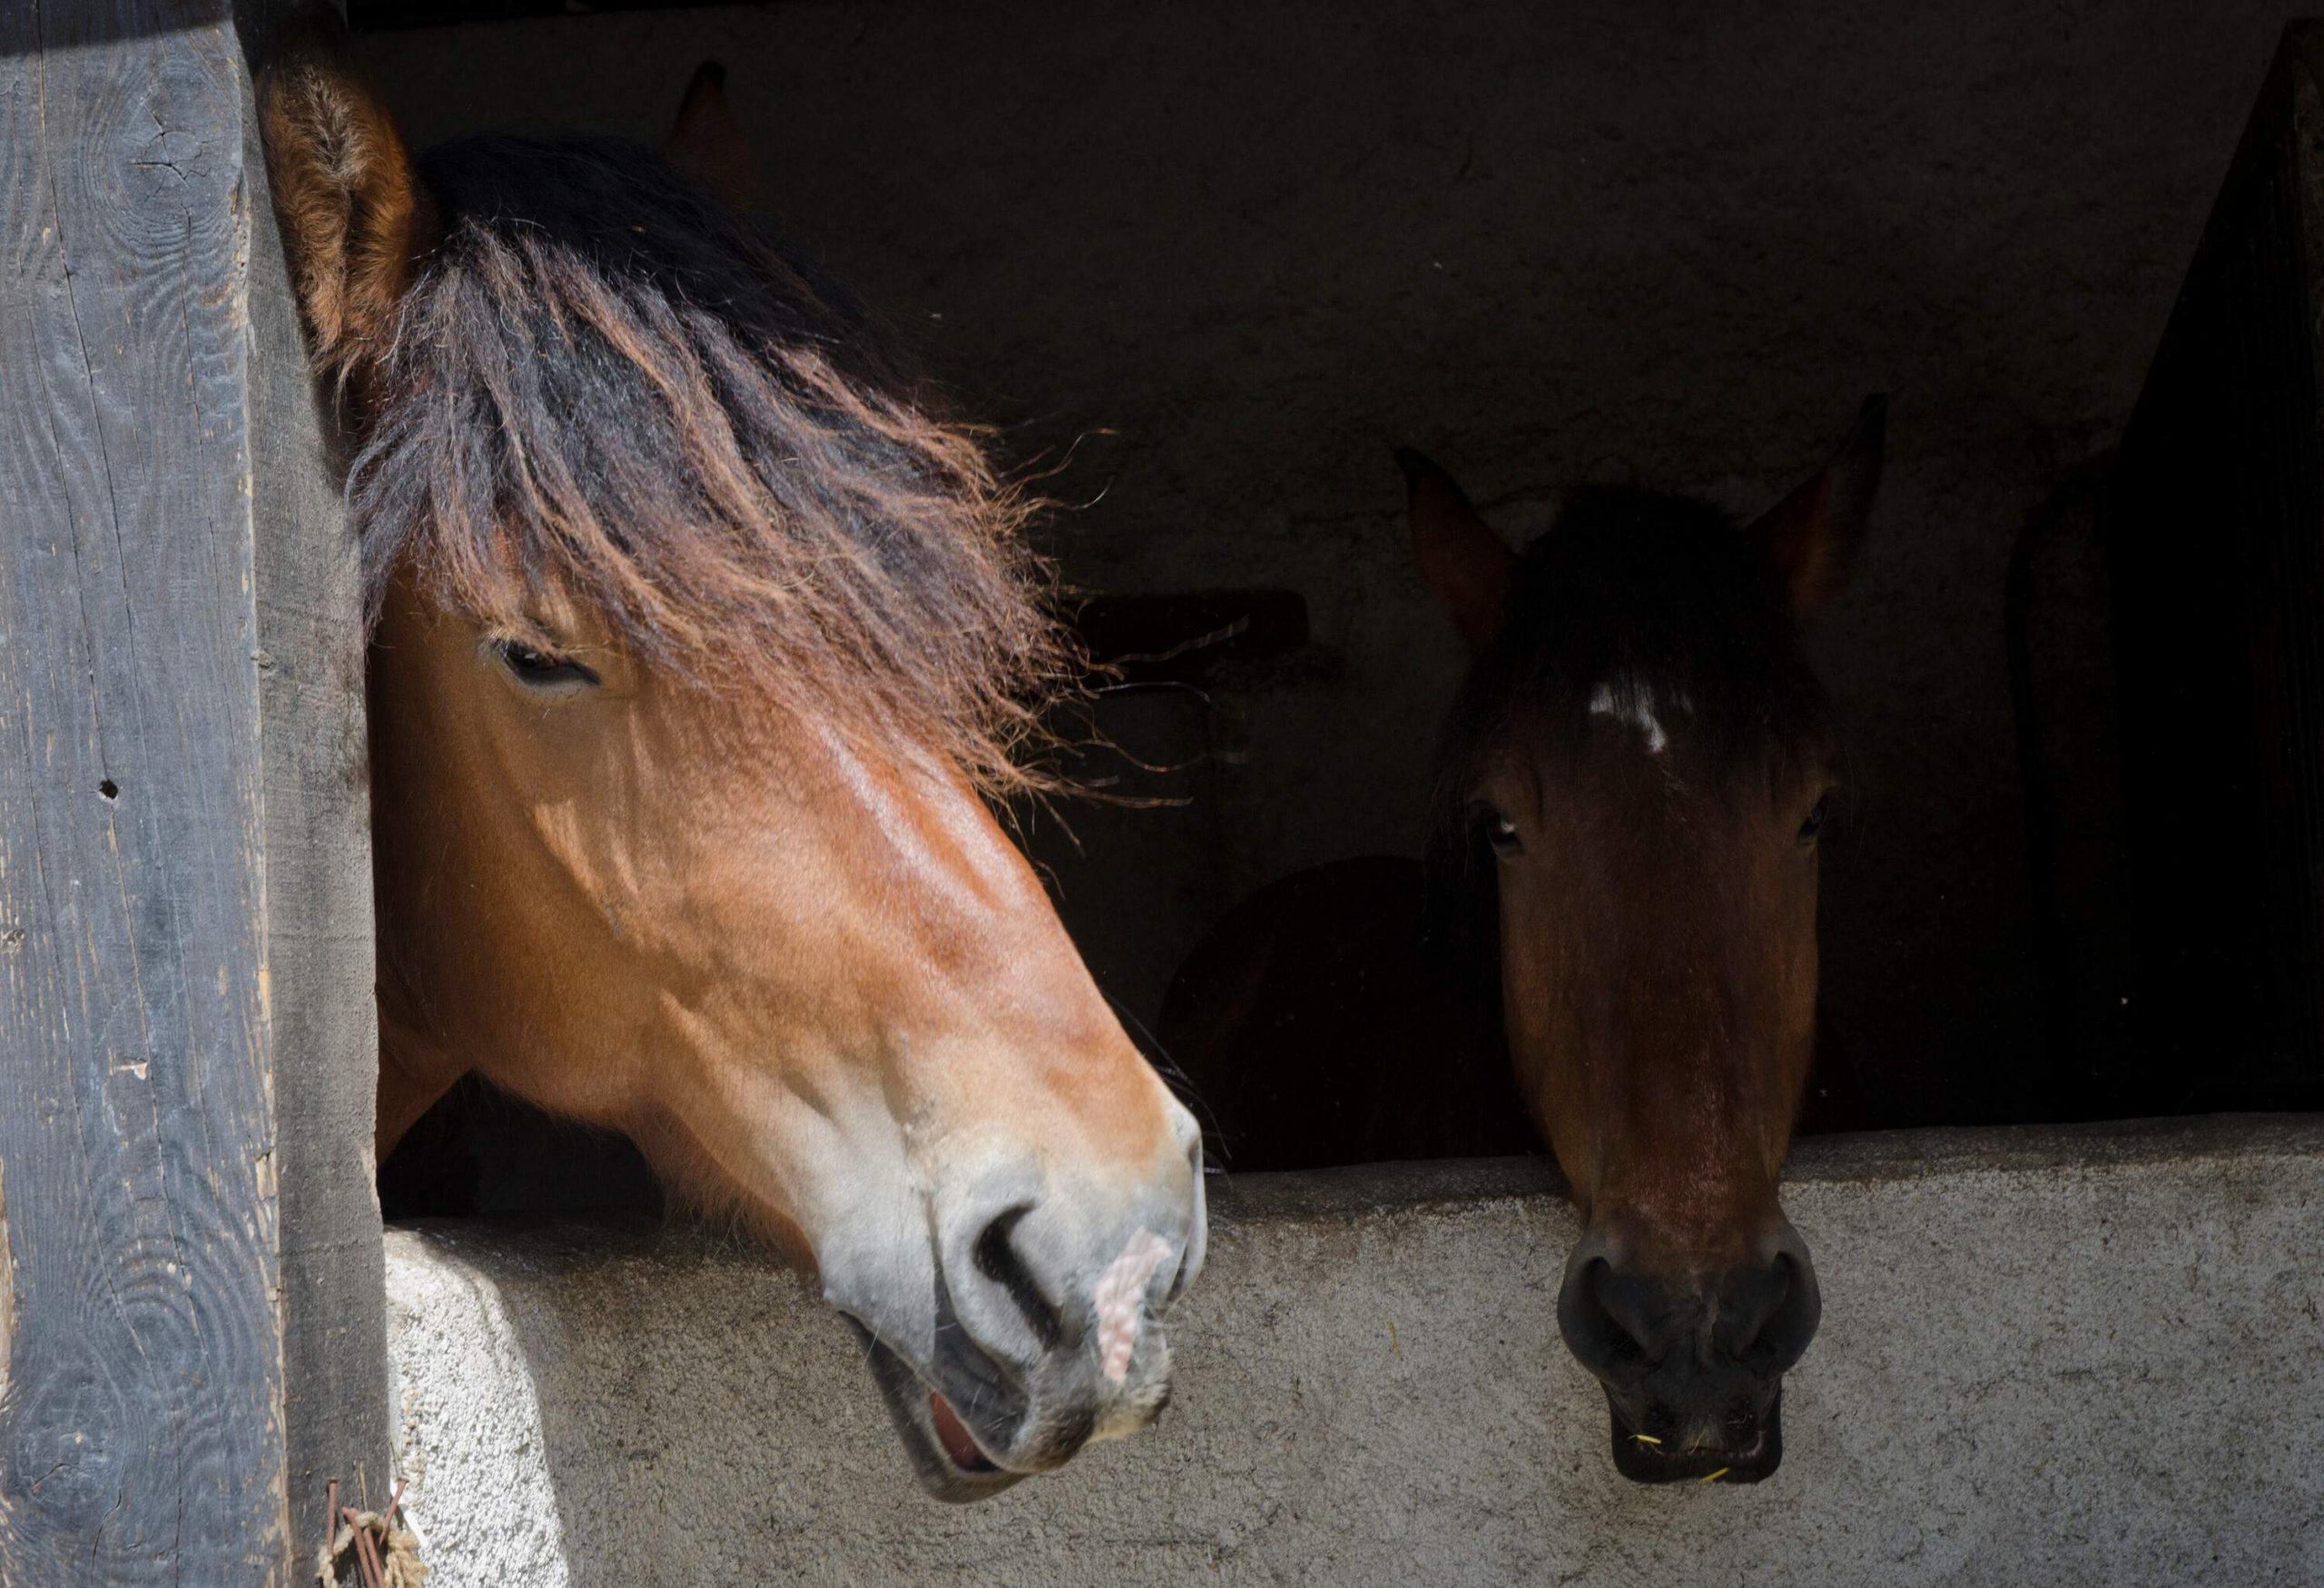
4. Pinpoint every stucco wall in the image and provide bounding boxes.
[351,4,2309,1122]
[385,1116,2324,1585]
